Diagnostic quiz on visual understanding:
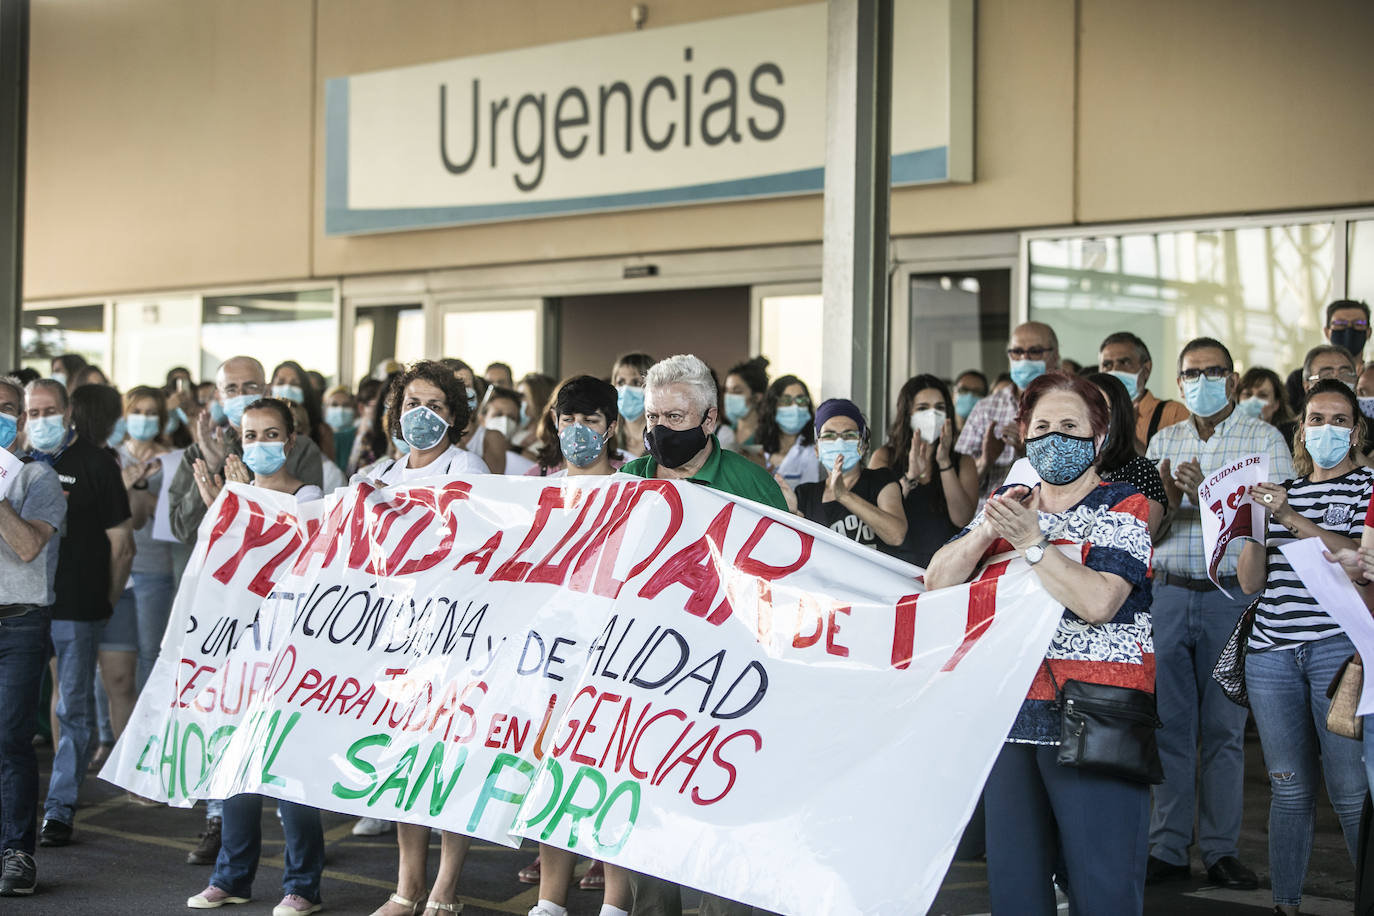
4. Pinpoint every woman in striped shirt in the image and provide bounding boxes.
[1237,378,1371,916]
